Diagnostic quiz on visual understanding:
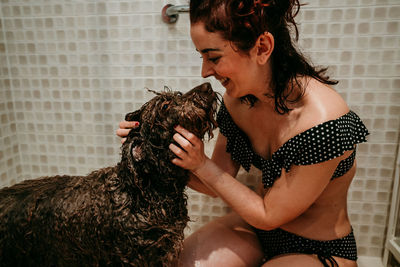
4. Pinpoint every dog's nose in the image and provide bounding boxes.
[199,82,213,94]
[192,82,213,95]
[184,82,213,97]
